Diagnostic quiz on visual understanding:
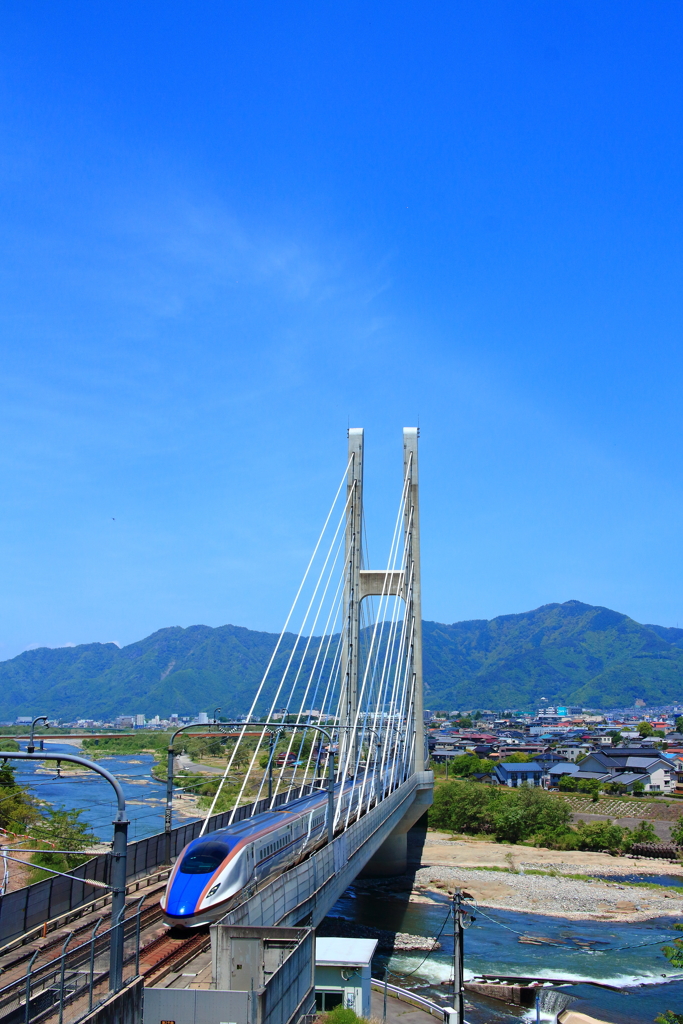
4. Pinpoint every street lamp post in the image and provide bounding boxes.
[0,751,128,992]
[27,716,49,754]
